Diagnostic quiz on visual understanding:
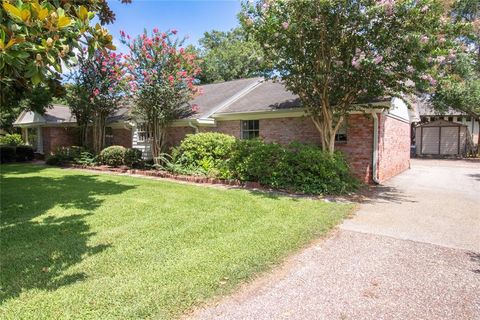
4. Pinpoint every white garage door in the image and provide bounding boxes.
[421,127,440,154]
[440,127,459,155]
